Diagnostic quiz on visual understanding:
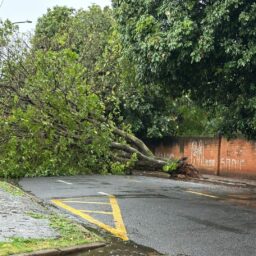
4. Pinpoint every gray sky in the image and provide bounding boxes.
[0,0,112,32]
